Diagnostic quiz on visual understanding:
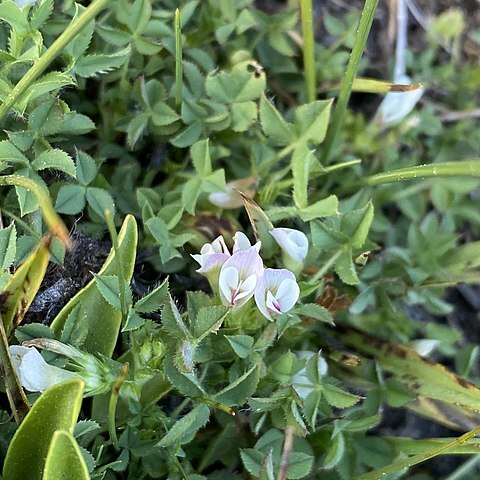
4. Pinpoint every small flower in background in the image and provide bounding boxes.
[14,0,38,6]
[269,227,309,275]
[219,247,264,310]
[208,176,258,209]
[233,231,260,253]
[11,339,120,396]
[10,345,78,393]
[191,235,231,290]
[375,75,425,127]
[255,268,300,320]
